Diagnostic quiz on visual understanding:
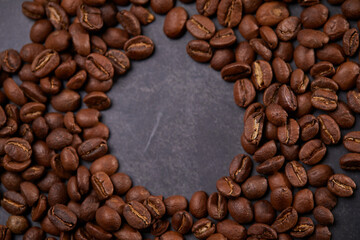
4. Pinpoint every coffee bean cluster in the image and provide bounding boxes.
[0,0,359,239]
